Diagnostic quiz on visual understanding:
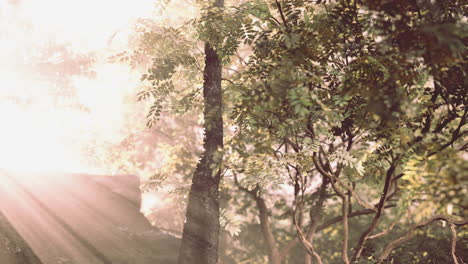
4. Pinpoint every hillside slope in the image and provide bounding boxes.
[0,171,179,264]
